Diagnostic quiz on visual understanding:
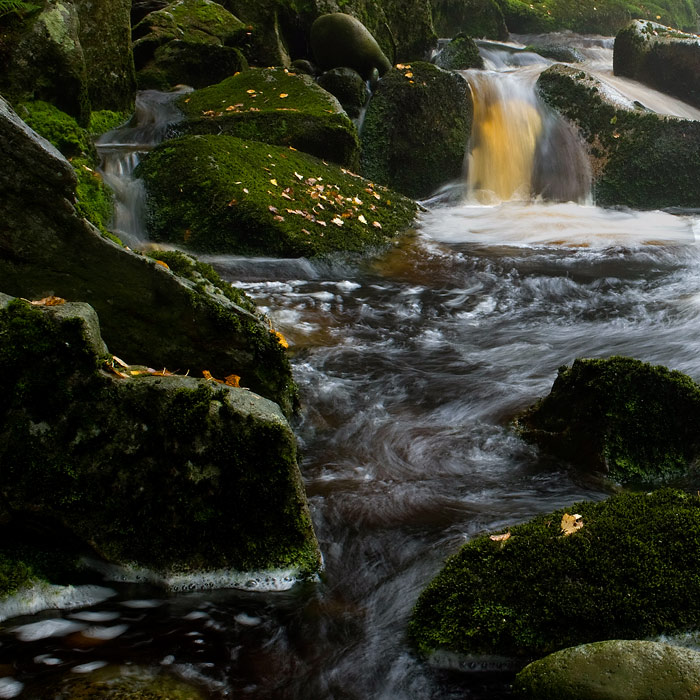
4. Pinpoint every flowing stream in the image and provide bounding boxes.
[3,35,700,699]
